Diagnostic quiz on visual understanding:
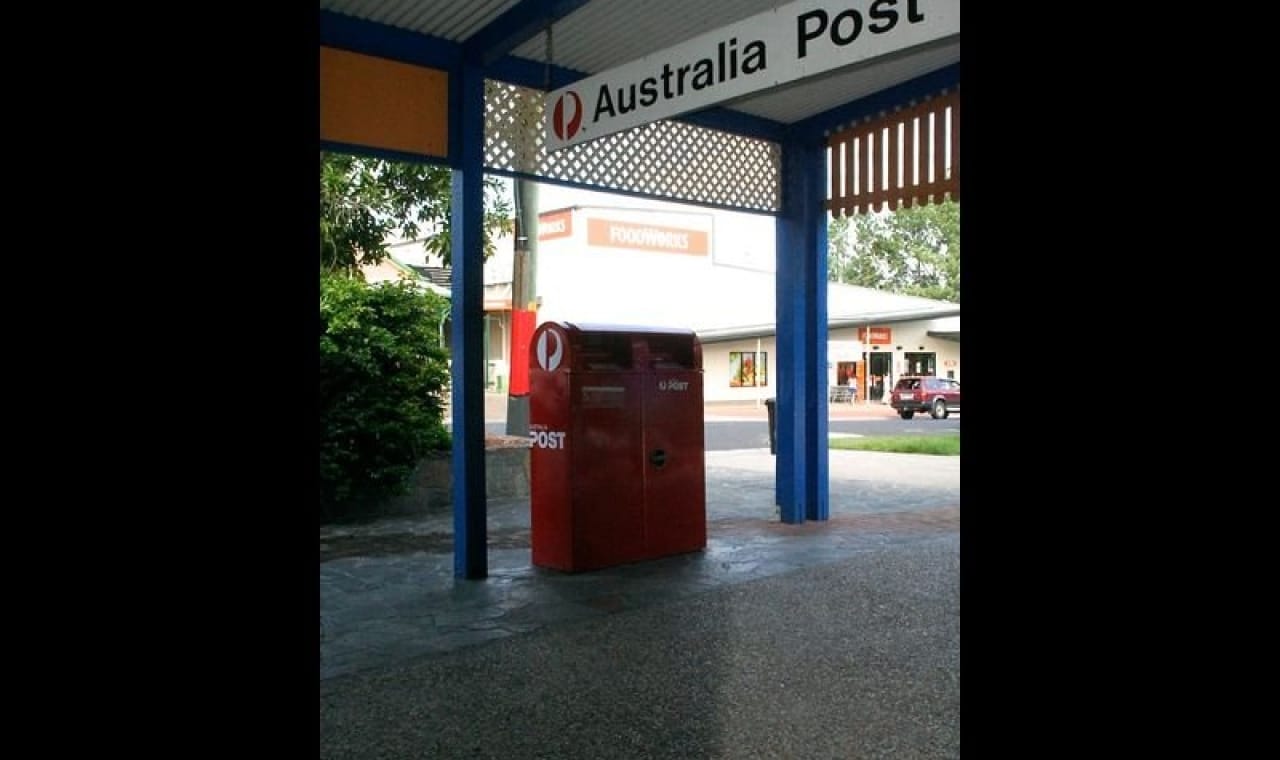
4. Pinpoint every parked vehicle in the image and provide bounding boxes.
[890,376,960,420]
